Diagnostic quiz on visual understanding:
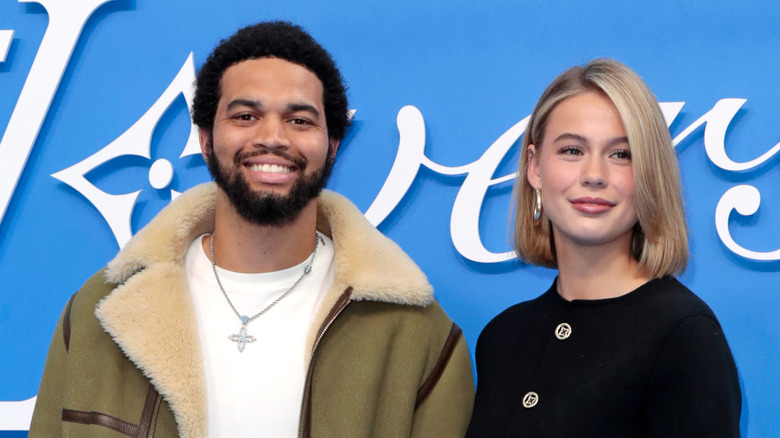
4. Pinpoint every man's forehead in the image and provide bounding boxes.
[221,58,323,90]
[218,57,325,107]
